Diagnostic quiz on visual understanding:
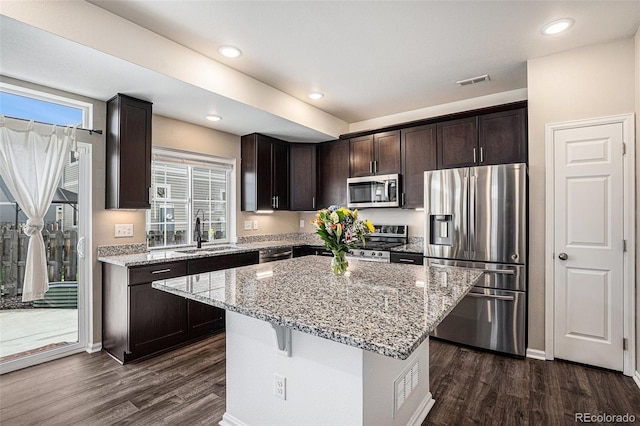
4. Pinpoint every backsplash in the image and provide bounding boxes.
[236,233,322,245]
